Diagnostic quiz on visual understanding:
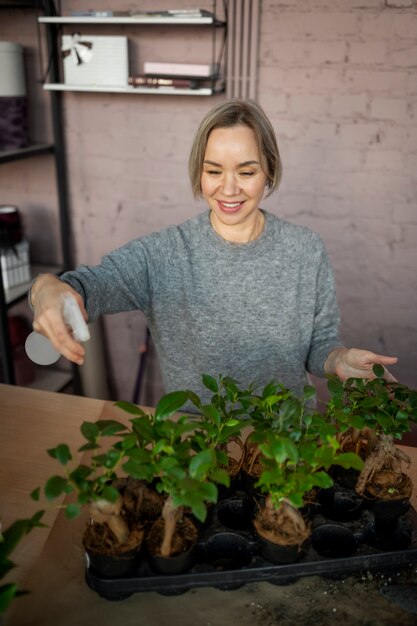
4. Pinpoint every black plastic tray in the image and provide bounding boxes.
[85,492,417,600]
